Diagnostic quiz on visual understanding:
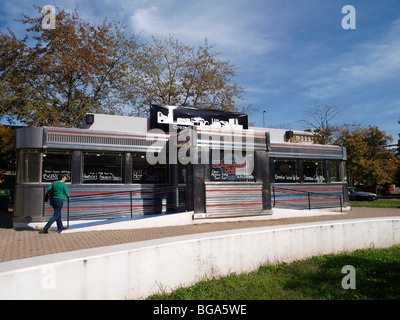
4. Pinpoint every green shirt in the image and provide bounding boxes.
[47,181,70,199]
